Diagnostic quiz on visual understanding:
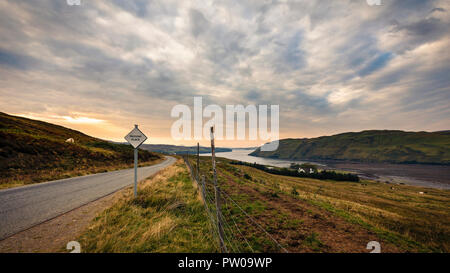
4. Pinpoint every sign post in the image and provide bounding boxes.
[125,125,148,198]
[134,148,138,197]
